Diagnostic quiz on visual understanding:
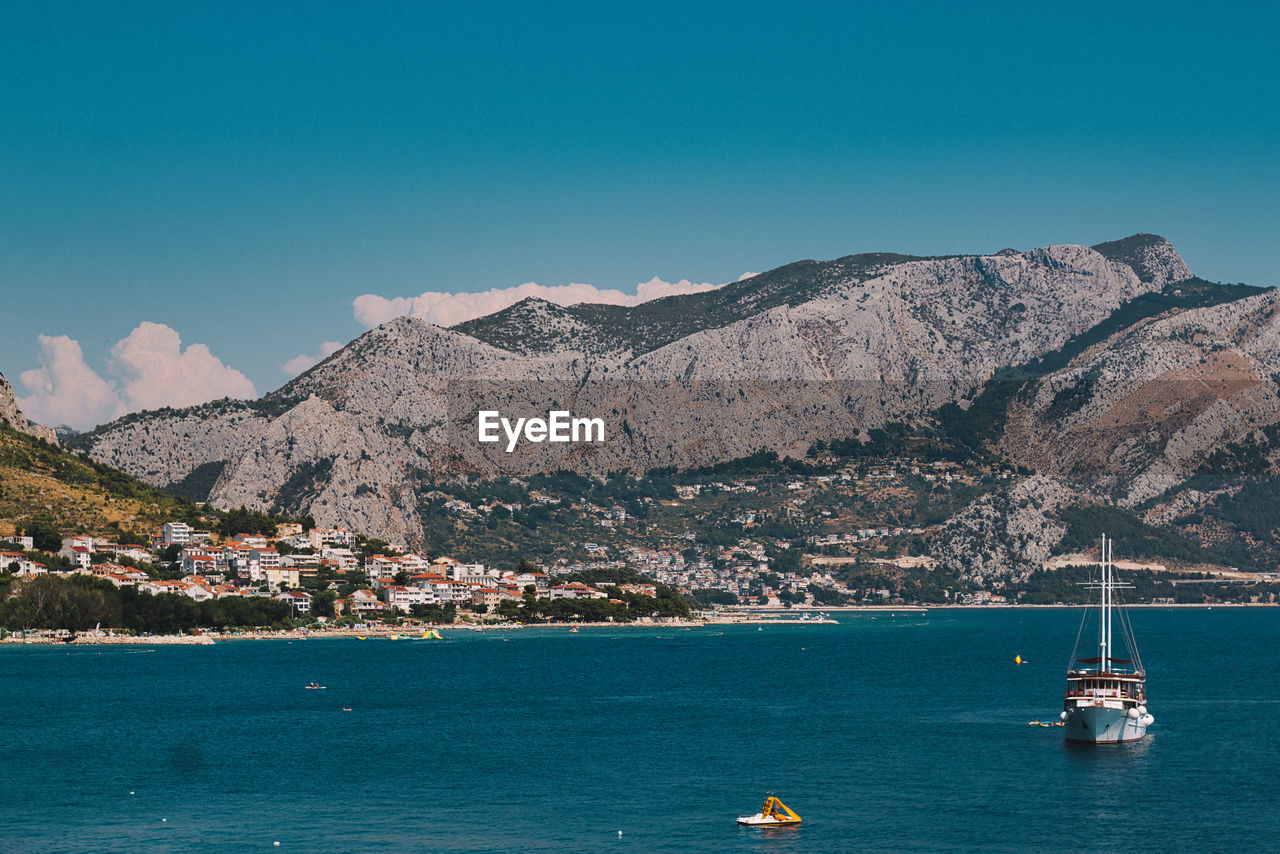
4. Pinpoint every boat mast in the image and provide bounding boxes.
[1098,533,1111,672]
[1105,535,1112,672]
